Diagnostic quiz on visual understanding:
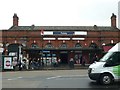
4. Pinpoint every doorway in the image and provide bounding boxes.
[29,50,40,59]
[60,52,68,64]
